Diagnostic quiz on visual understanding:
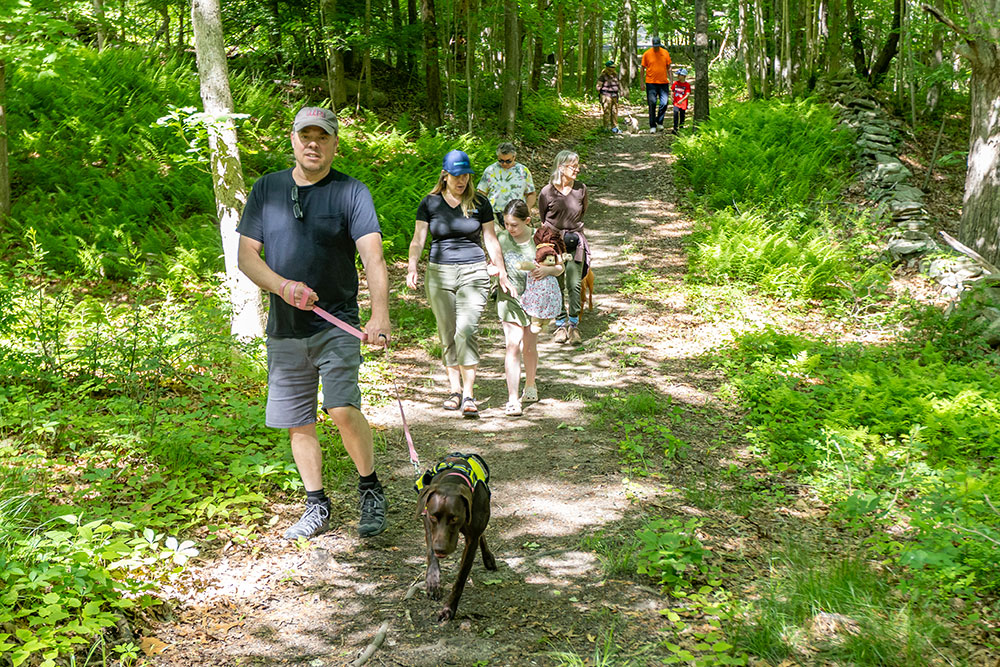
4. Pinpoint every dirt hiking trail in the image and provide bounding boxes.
[149,124,789,667]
